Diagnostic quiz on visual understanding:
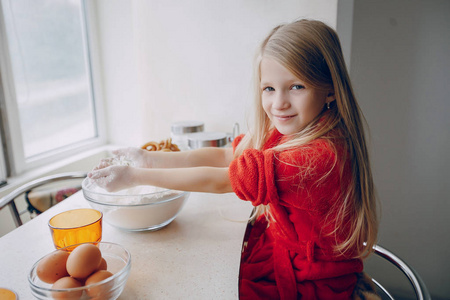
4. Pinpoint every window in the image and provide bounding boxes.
[0,0,103,177]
